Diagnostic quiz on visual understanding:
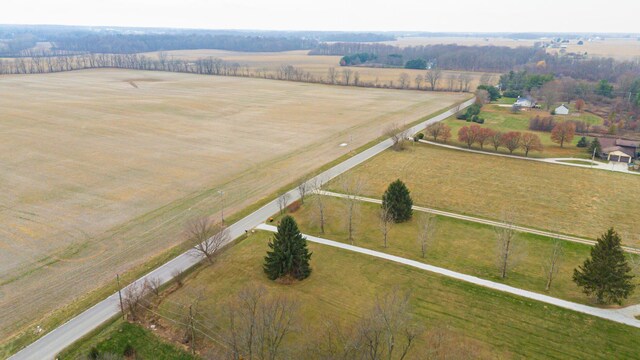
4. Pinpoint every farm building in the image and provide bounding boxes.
[555,104,570,115]
[599,138,640,162]
[513,96,536,108]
